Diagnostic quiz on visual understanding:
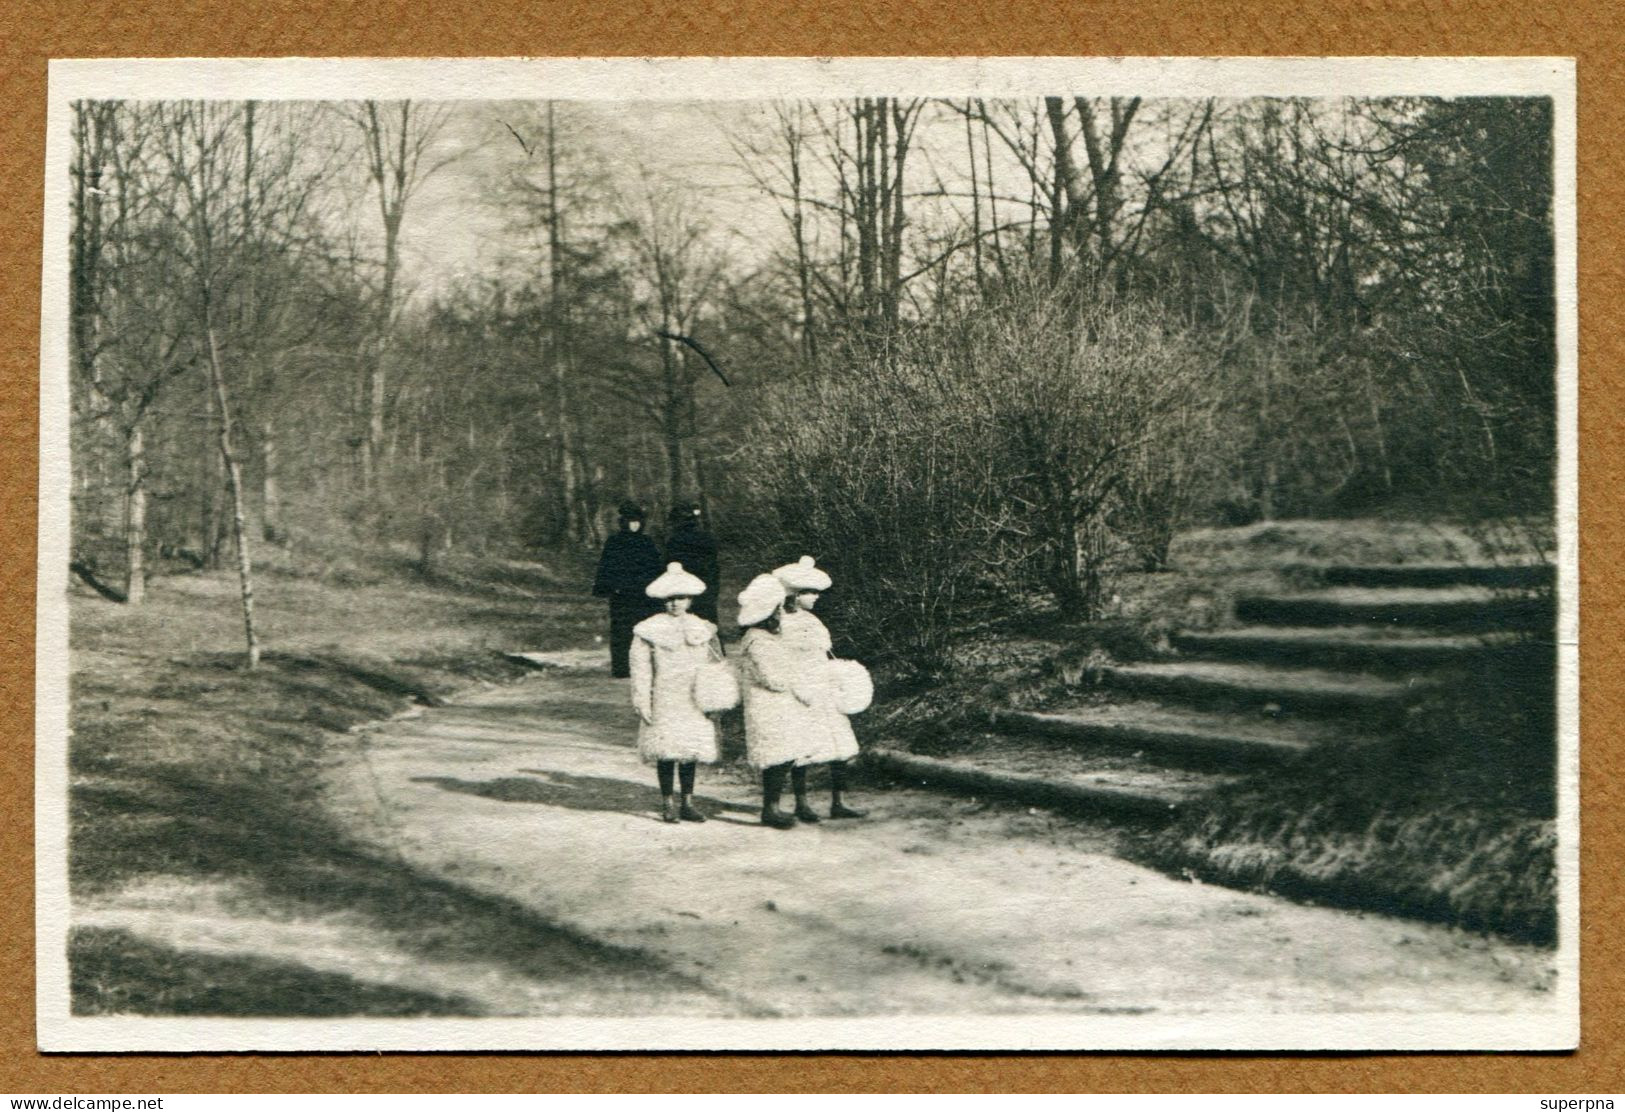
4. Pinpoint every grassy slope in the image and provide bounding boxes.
[871,518,1559,944]
[66,549,710,1016]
